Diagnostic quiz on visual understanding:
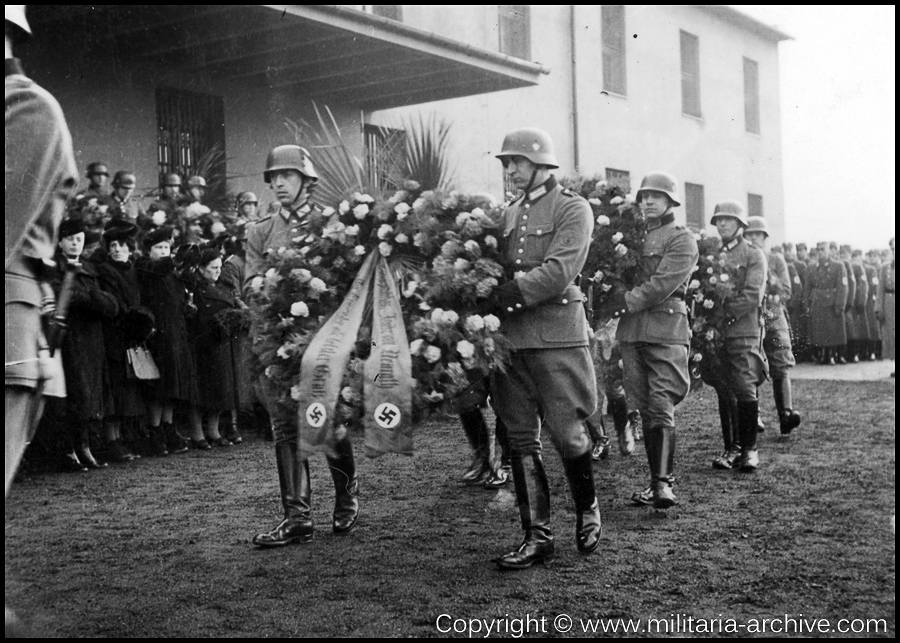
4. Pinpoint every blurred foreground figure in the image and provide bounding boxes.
[6,5,79,635]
